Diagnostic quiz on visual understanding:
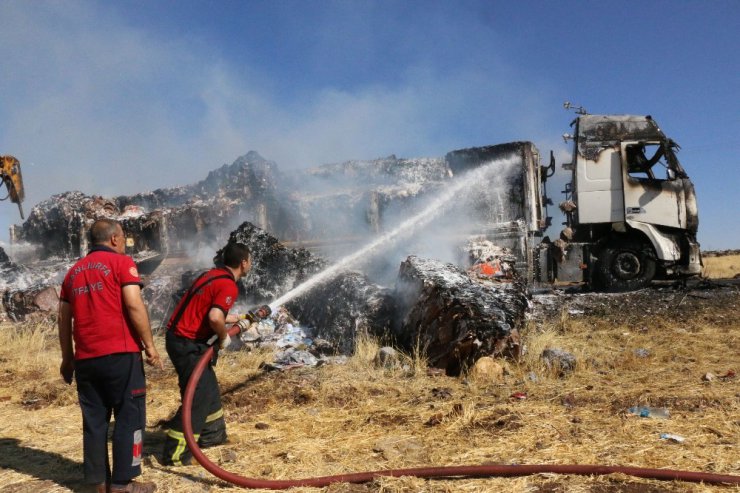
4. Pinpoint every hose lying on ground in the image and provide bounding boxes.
[180,325,740,489]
